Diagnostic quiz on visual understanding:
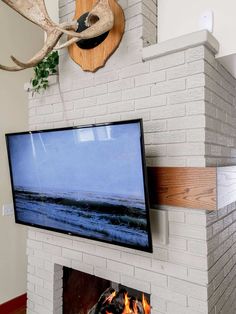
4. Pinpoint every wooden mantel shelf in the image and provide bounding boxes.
[147,167,236,211]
